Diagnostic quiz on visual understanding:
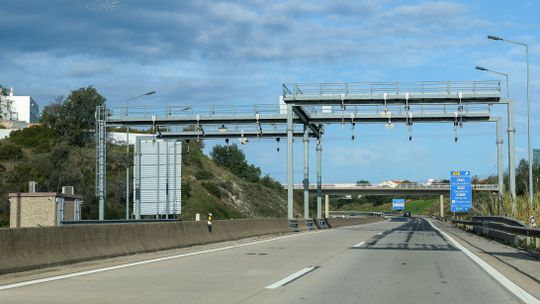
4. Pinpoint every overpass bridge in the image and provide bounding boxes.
[288,183,499,196]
